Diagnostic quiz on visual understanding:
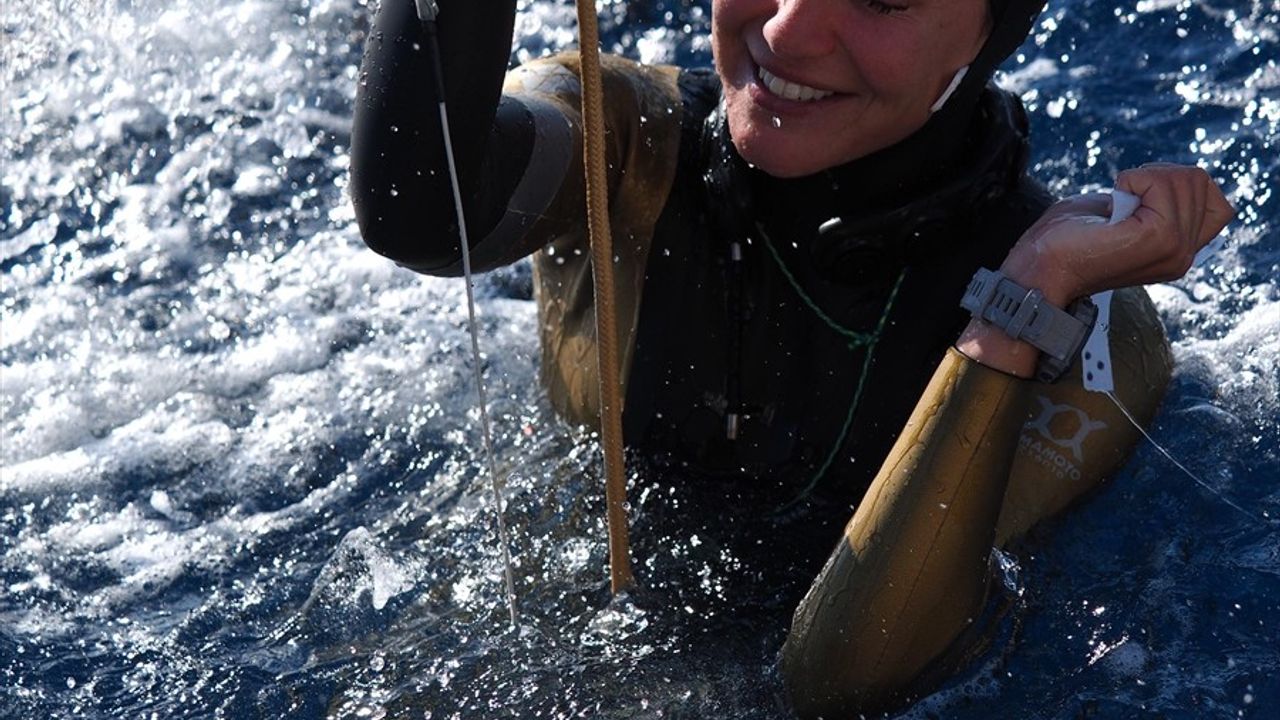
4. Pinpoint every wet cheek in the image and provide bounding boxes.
[710,12,747,74]
[836,29,911,93]
[711,0,754,36]
[875,53,937,106]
